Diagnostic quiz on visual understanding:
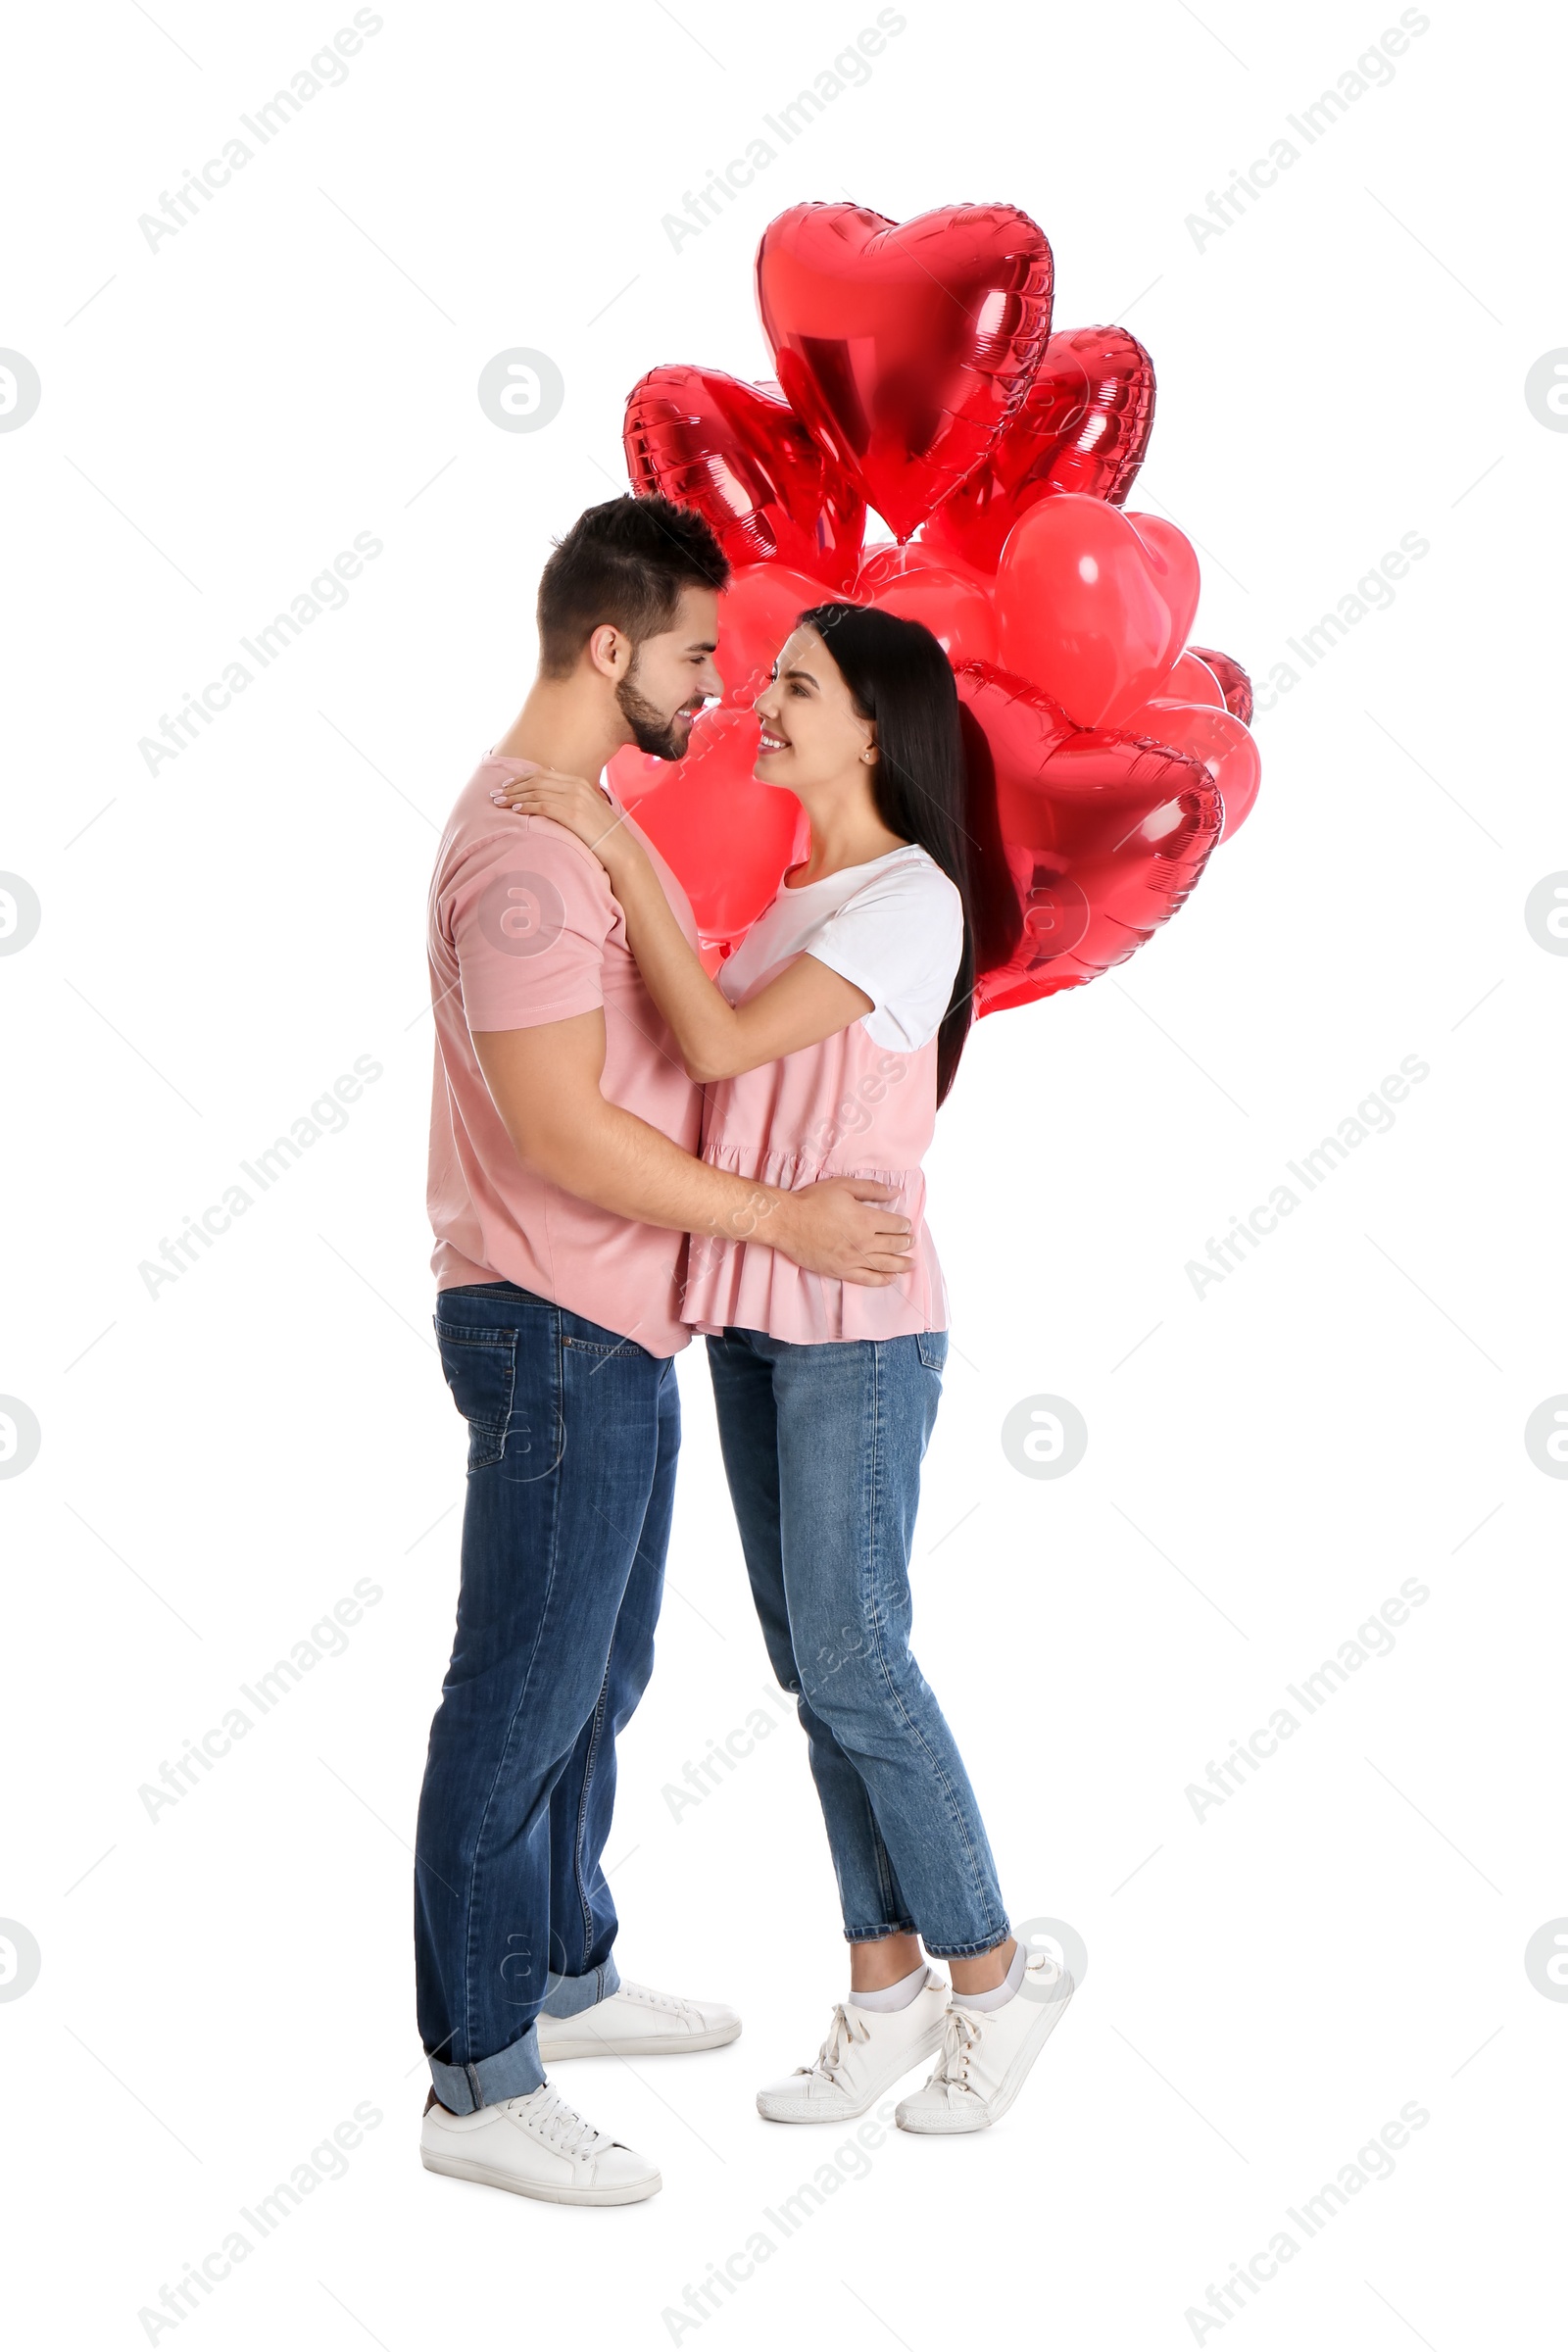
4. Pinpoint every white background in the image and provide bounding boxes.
[3,1,1565,2345]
